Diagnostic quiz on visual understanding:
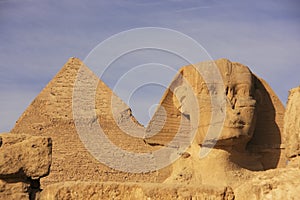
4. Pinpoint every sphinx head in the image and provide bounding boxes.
[217,60,257,149]
[173,59,257,150]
